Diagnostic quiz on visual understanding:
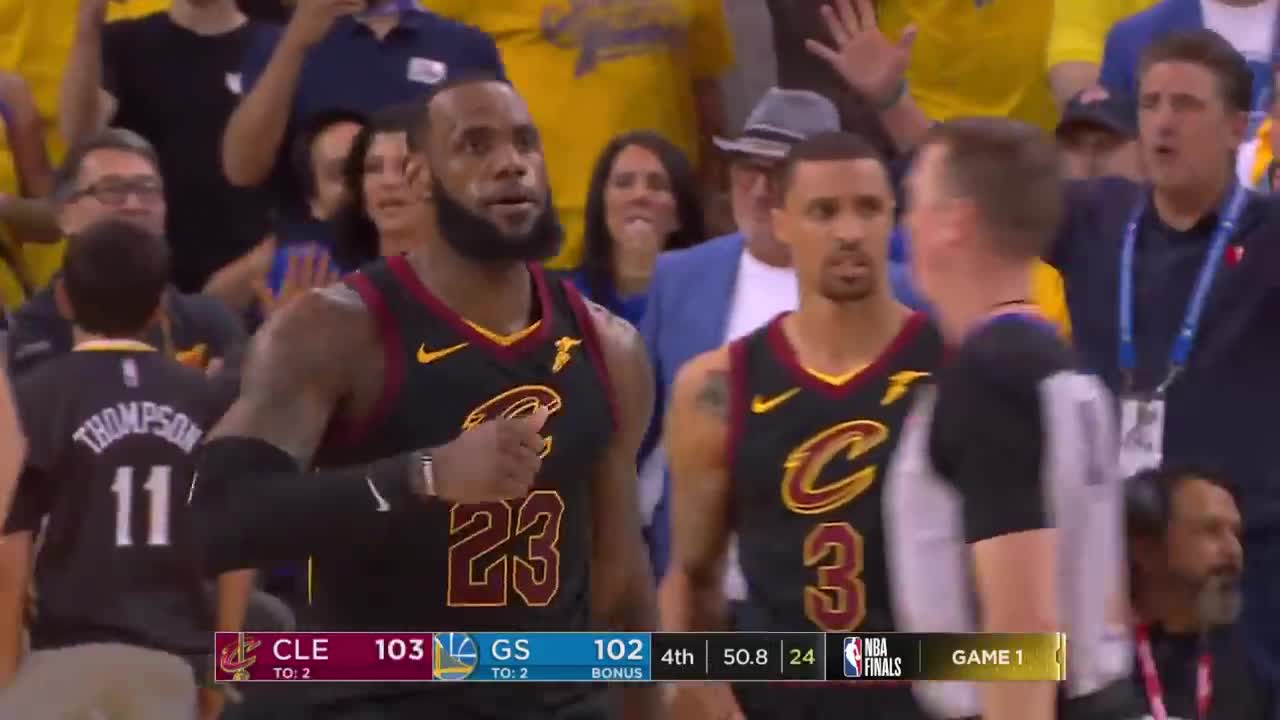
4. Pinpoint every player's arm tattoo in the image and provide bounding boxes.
[208,288,363,464]
[665,353,733,632]
[693,369,730,420]
[585,301,660,720]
